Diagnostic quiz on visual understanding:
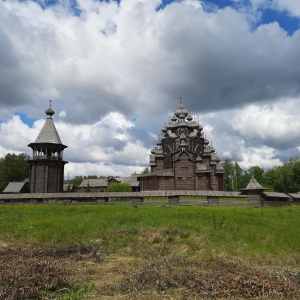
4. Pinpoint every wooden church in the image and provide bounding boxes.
[138,104,224,191]
[27,103,68,193]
